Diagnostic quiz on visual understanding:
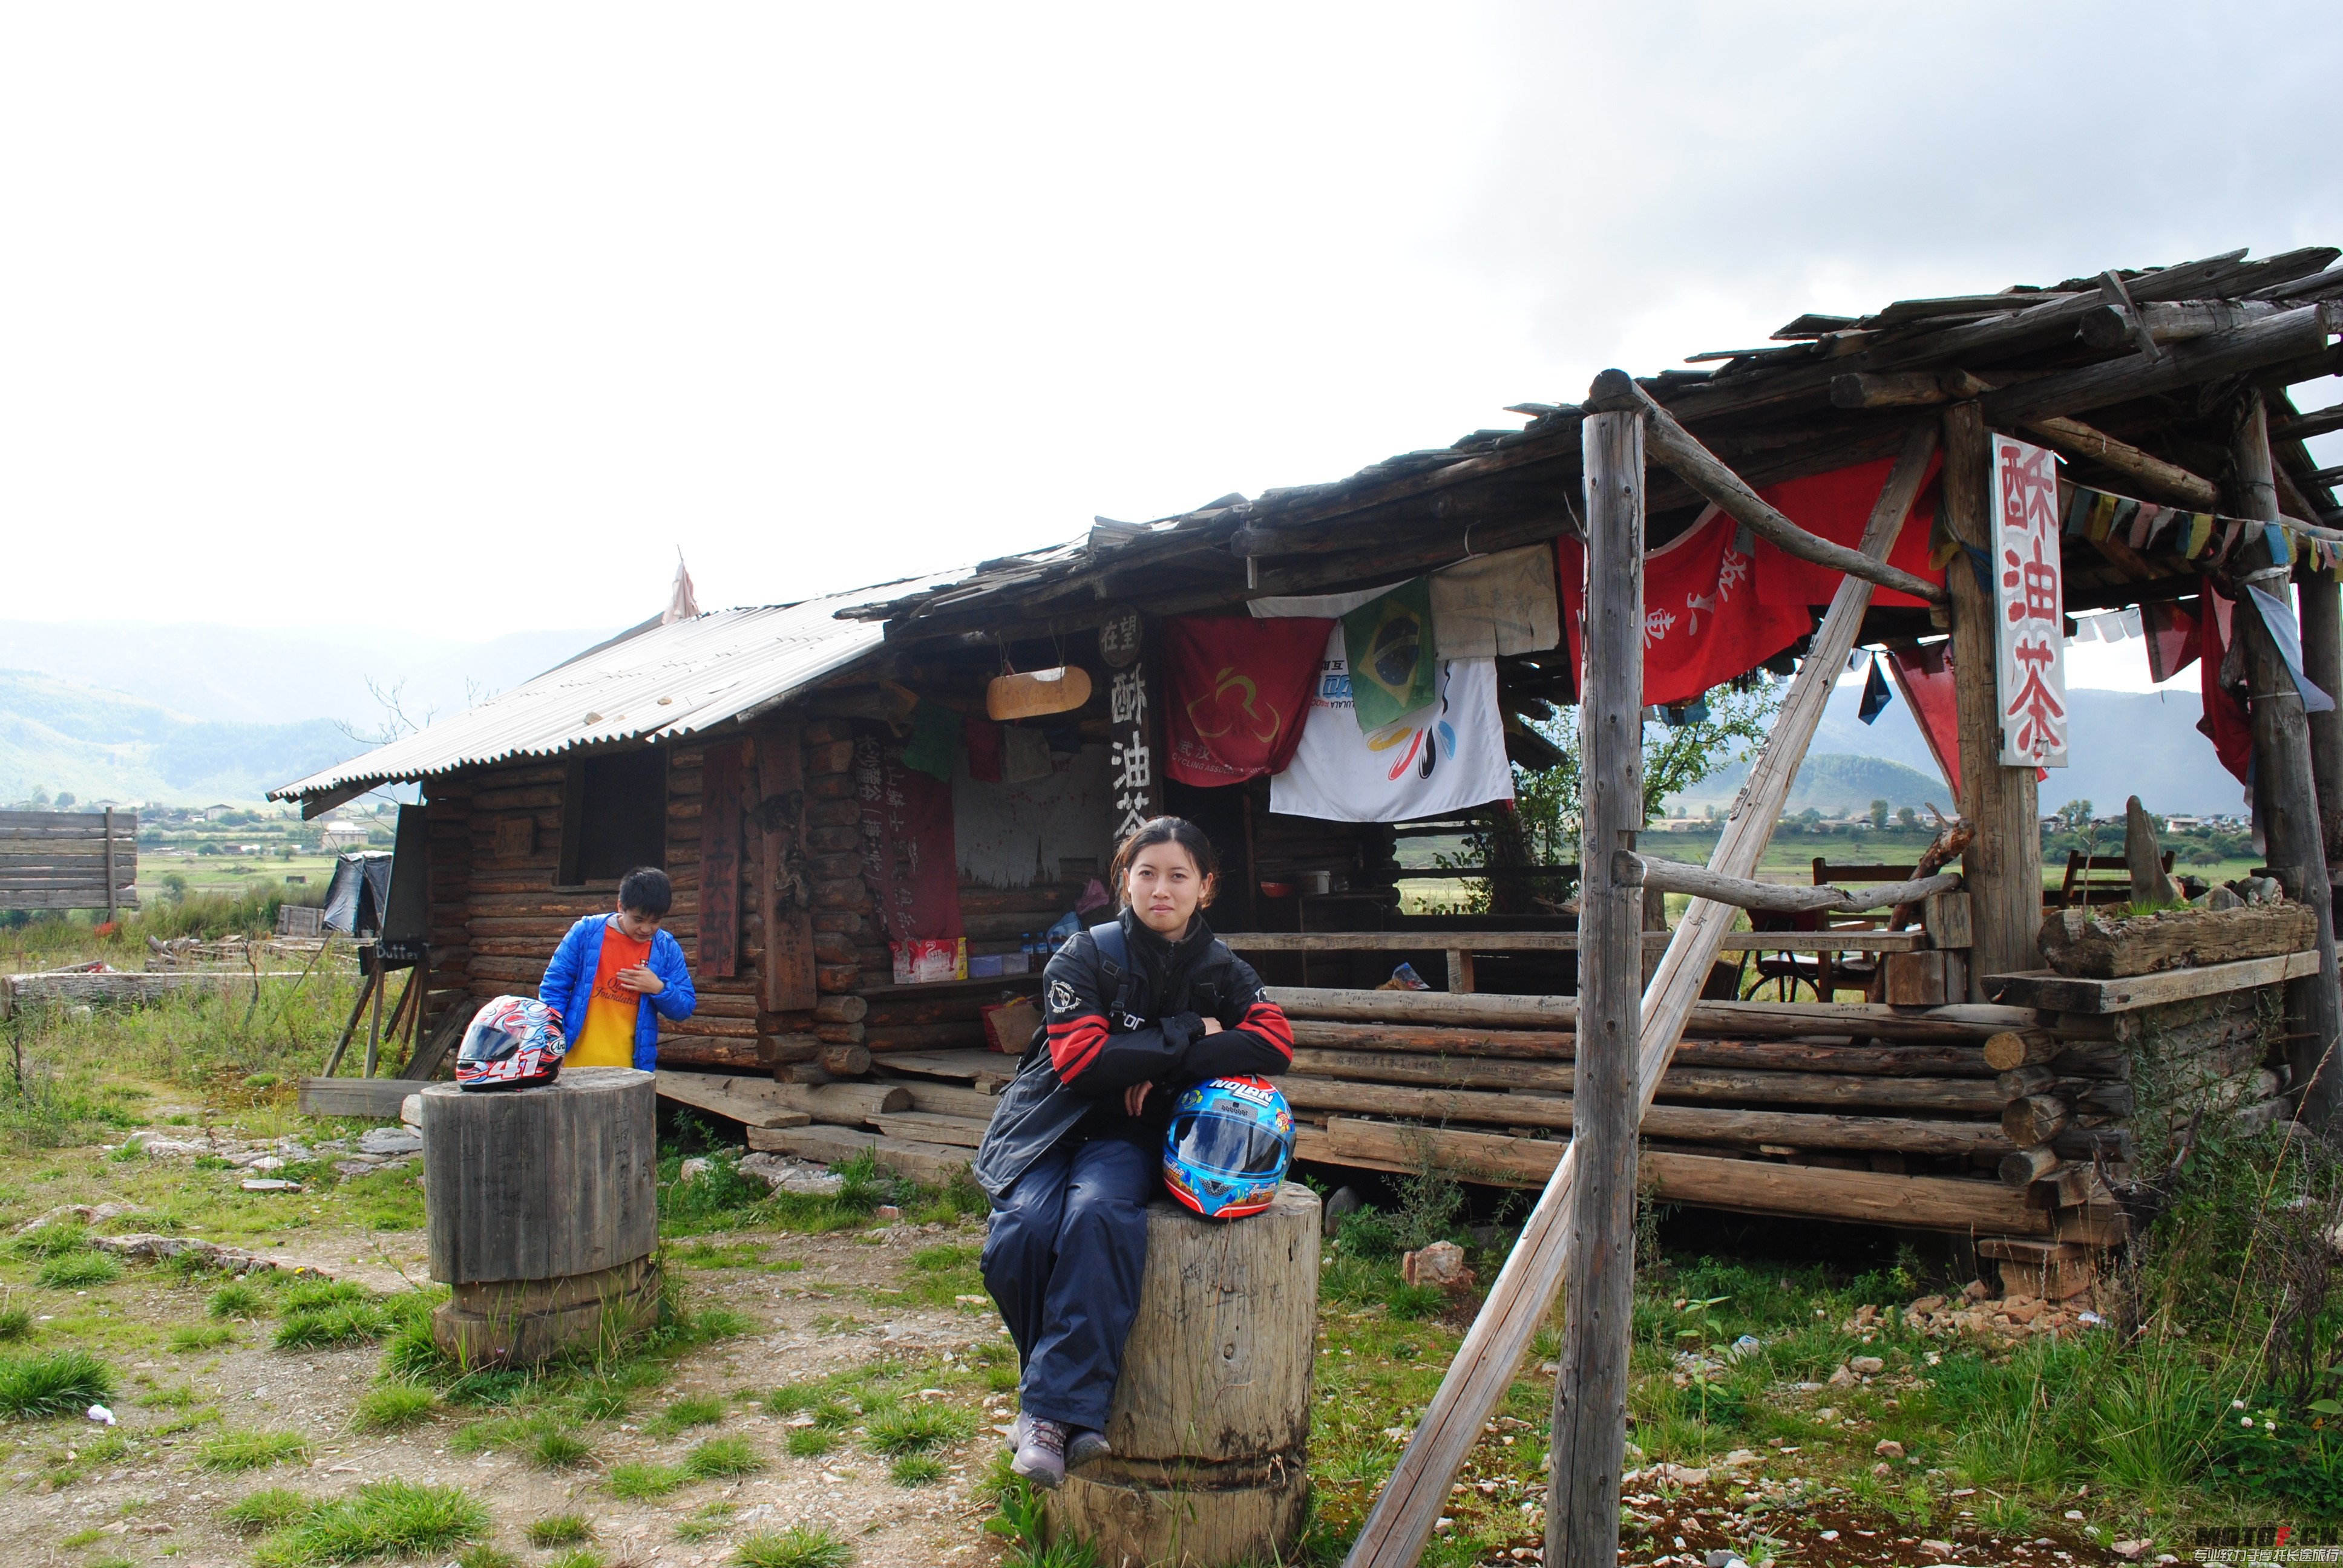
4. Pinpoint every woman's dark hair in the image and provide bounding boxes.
[1109,817,1219,909]
[618,866,673,916]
